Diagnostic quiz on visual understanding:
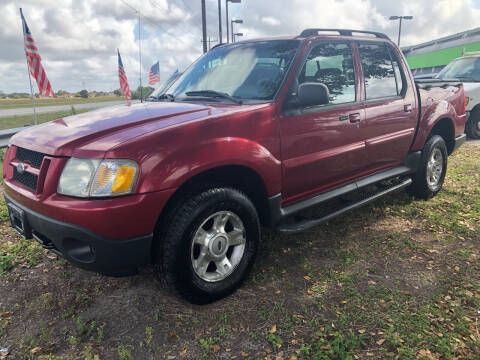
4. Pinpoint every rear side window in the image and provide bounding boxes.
[299,42,356,105]
[358,43,404,100]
